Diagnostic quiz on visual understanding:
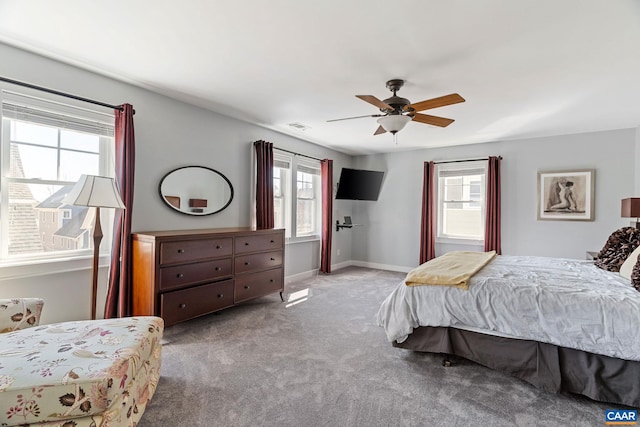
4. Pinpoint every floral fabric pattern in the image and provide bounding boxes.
[0,298,44,333]
[632,257,640,292]
[594,227,640,272]
[0,316,163,427]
